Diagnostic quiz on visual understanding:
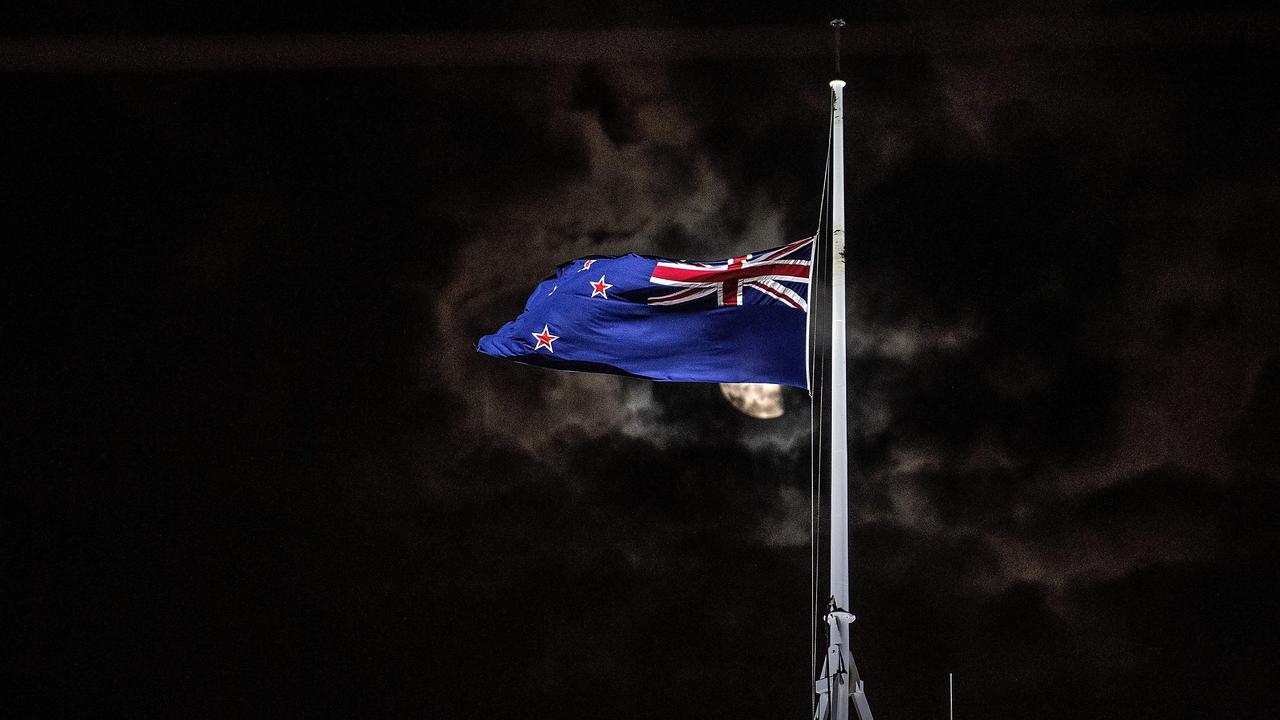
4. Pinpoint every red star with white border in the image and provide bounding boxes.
[578,259,597,272]
[531,324,558,352]
[589,275,613,299]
